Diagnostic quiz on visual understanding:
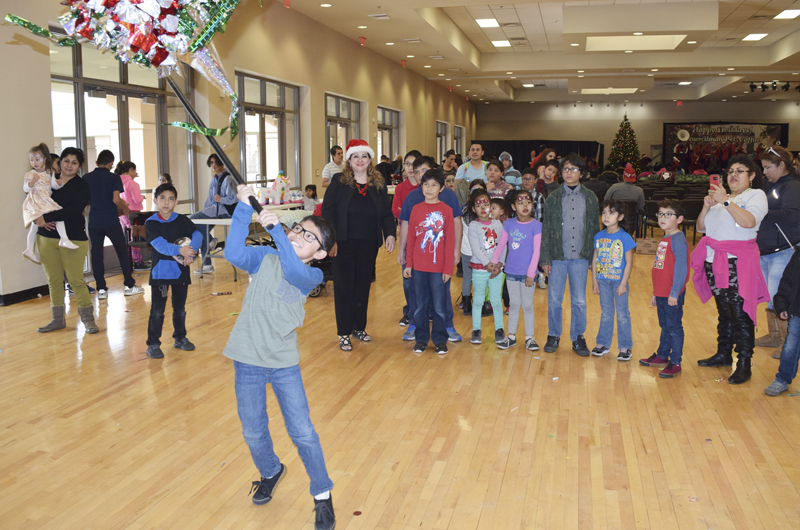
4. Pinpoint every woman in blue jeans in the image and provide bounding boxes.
[765,250,800,396]
[755,146,800,358]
